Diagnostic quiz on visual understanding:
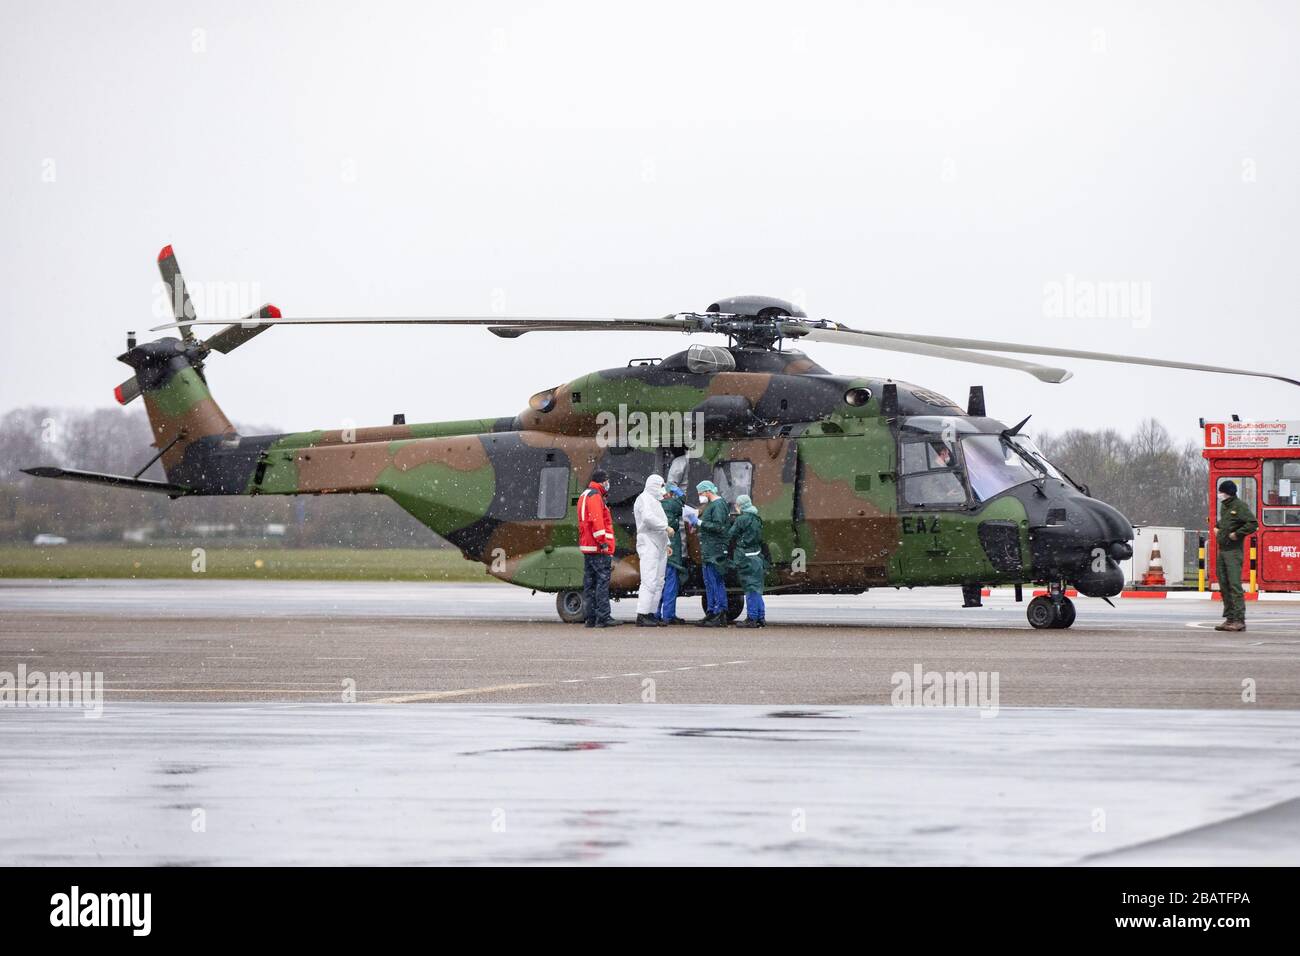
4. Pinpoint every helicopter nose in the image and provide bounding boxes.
[1027,492,1134,597]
